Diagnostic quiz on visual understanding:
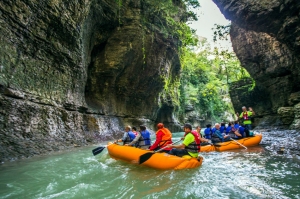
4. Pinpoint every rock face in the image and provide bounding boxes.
[214,0,300,129]
[0,0,181,162]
